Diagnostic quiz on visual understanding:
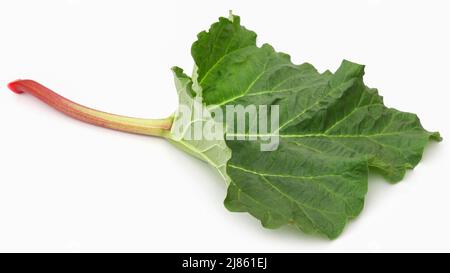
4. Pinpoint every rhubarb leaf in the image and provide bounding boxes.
[184,14,441,238]
[9,13,441,240]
